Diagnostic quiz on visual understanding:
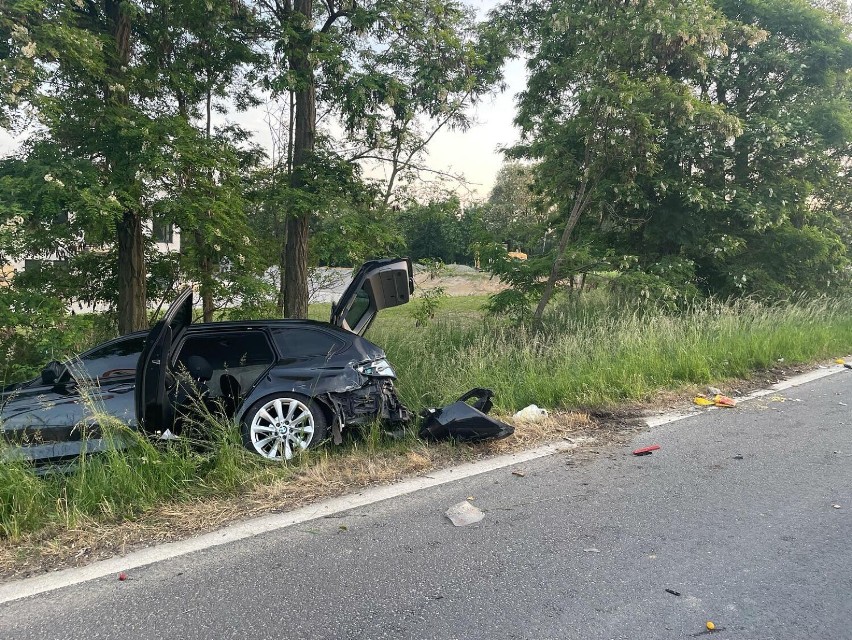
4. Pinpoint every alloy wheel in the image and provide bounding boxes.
[249,397,315,460]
